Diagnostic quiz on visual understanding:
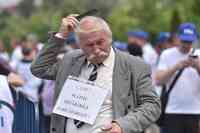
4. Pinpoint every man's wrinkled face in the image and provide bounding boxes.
[79,30,111,64]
